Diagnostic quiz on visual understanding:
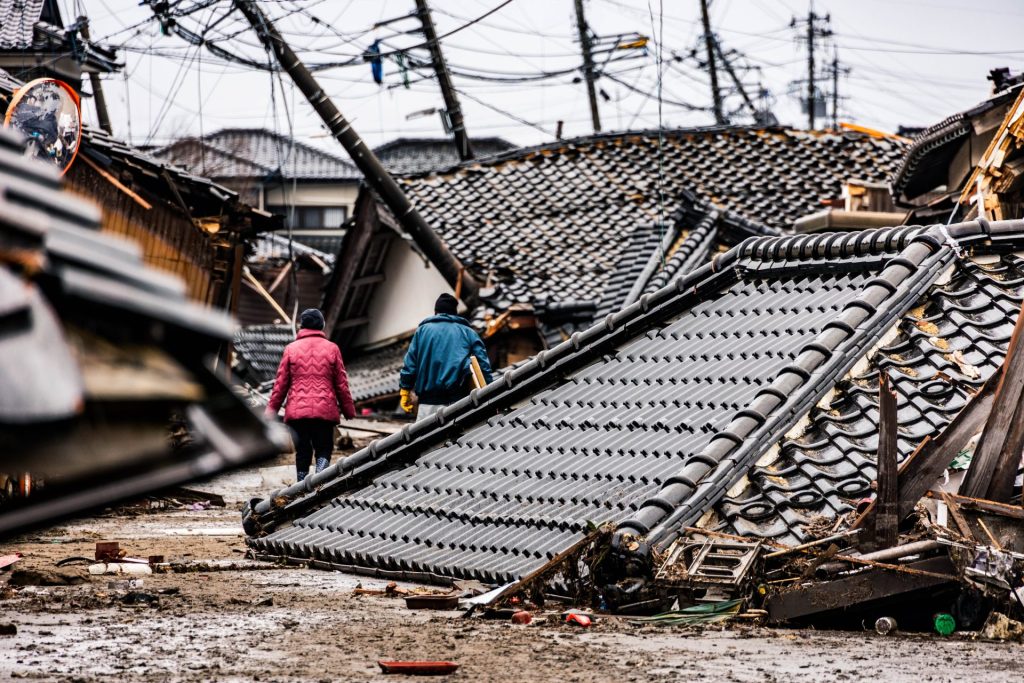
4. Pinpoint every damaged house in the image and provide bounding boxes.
[0,127,286,534]
[0,67,278,310]
[319,126,907,408]
[243,216,1022,593]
